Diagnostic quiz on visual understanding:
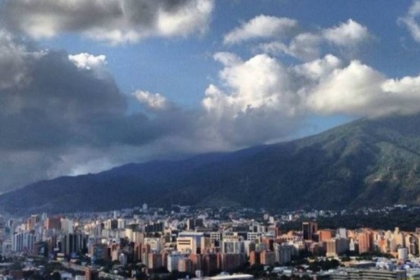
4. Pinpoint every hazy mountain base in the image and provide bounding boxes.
[2,114,420,214]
